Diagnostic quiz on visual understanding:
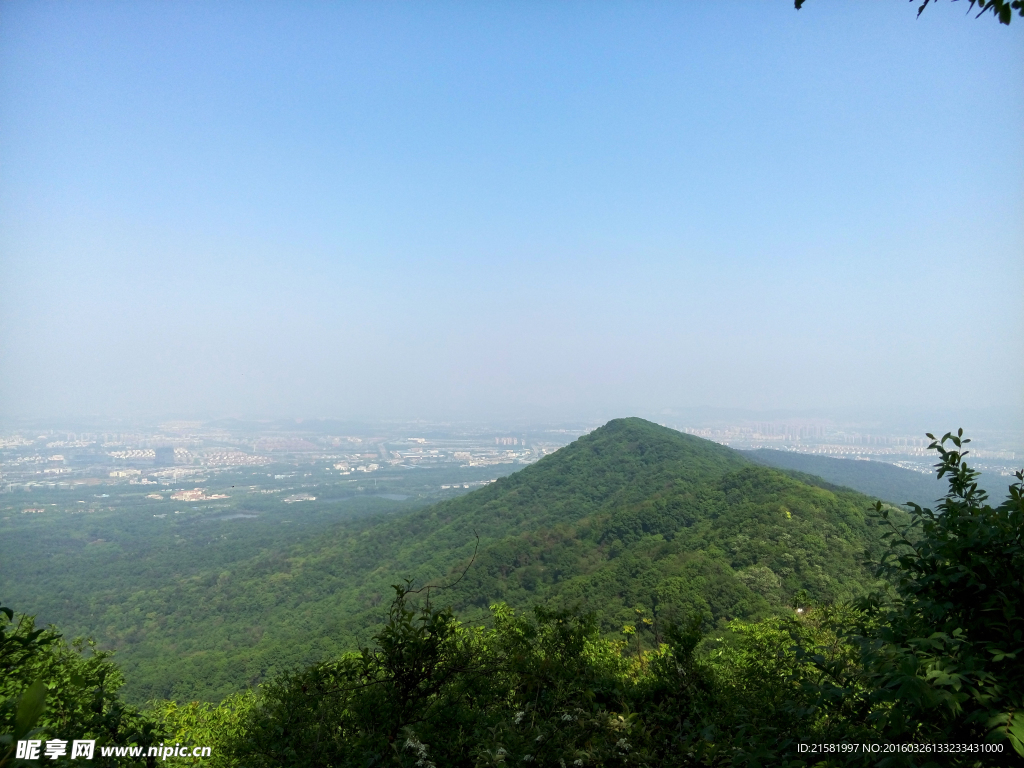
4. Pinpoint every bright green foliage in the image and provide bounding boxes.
[0,605,162,768]
[195,586,852,767]
[774,432,1024,766]
[824,432,1023,762]
[874,432,1023,752]
[220,586,651,768]
[221,586,489,767]
[147,694,257,768]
